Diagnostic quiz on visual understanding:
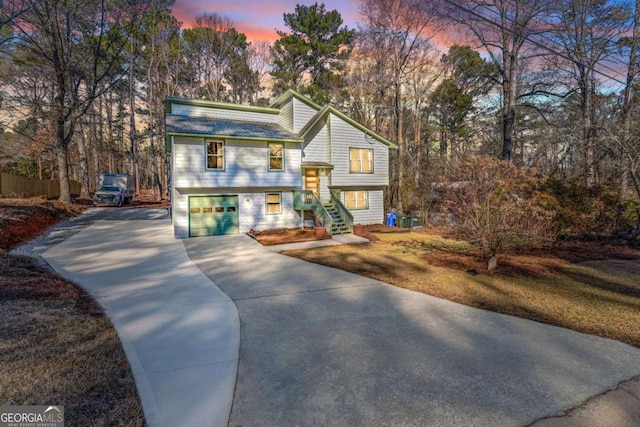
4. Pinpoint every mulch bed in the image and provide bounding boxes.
[249,227,331,246]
